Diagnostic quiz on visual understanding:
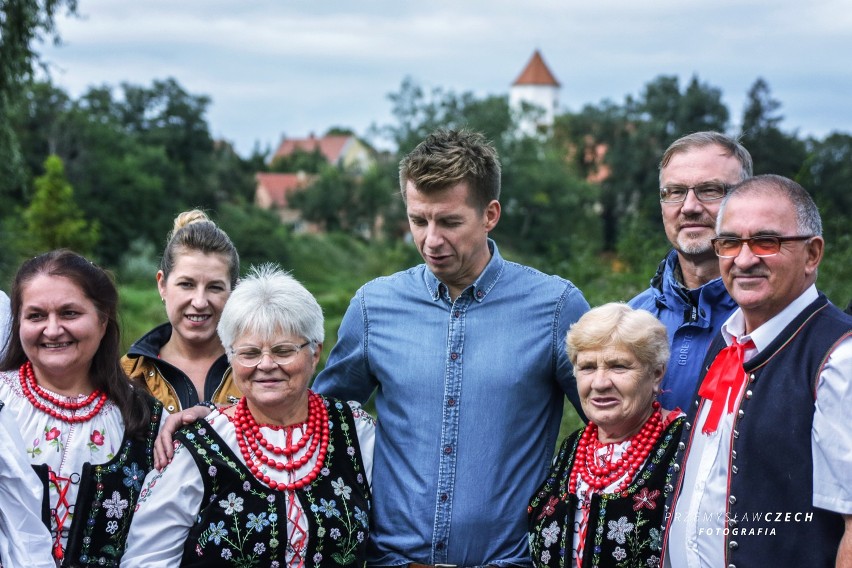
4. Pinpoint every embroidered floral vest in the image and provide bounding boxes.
[528,417,684,568]
[176,396,370,567]
[32,397,163,567]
